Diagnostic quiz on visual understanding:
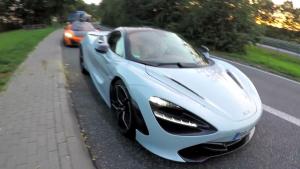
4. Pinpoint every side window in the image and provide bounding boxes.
[115,36,125,57]
[108,31,125,57]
